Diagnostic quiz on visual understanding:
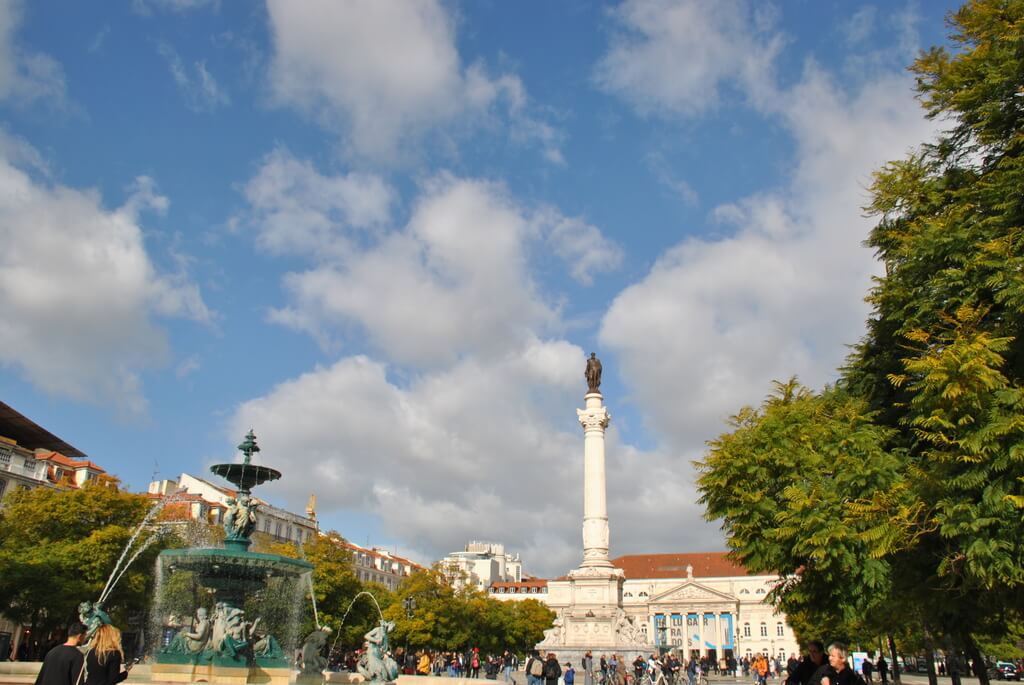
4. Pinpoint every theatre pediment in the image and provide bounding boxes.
[650,581,736,605]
